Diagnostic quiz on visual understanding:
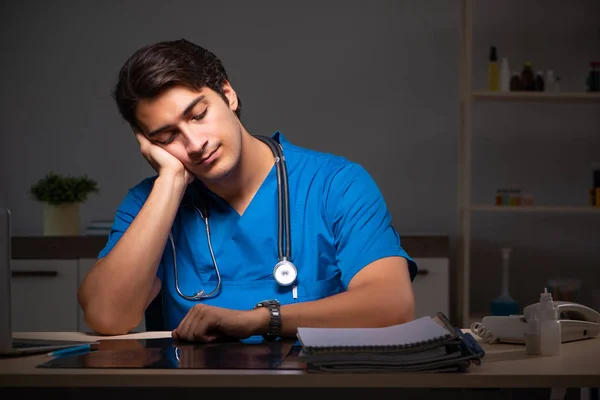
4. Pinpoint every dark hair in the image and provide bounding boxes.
[112,38,242,131]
